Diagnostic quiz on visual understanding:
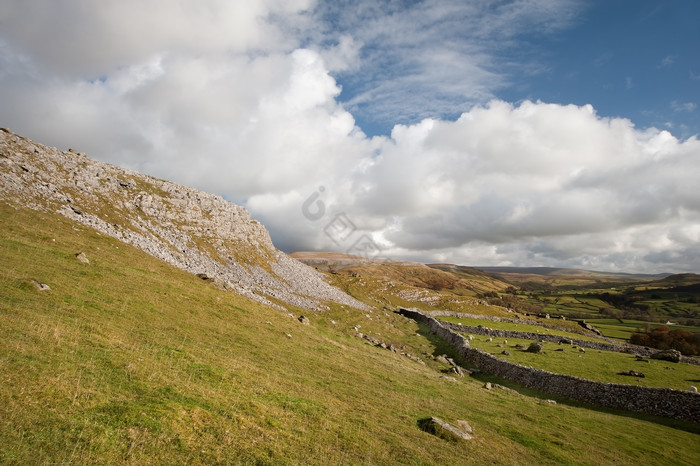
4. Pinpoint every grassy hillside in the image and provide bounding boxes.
[1,202,700,464]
